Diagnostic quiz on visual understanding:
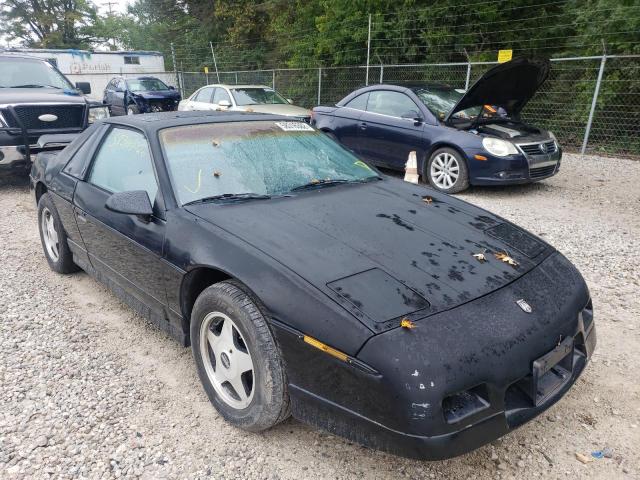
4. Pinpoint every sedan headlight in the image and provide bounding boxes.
[482,137,519,157]
[88,106,110,124]
[548,130,557,142]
